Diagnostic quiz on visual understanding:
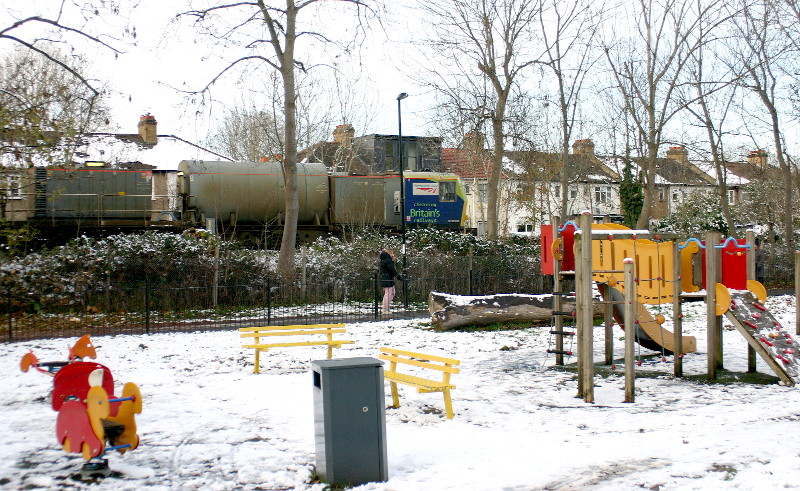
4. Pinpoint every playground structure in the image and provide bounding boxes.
[20,335,142,477]
[542,211,800,403]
